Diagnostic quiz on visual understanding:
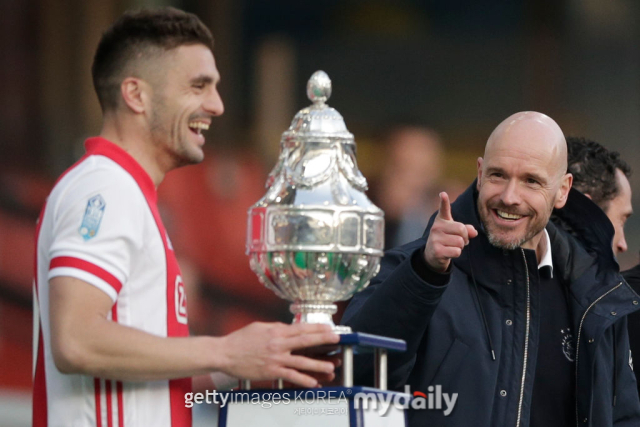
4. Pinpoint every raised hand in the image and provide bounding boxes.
[423,192,478,273]
[218,322,340,388]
